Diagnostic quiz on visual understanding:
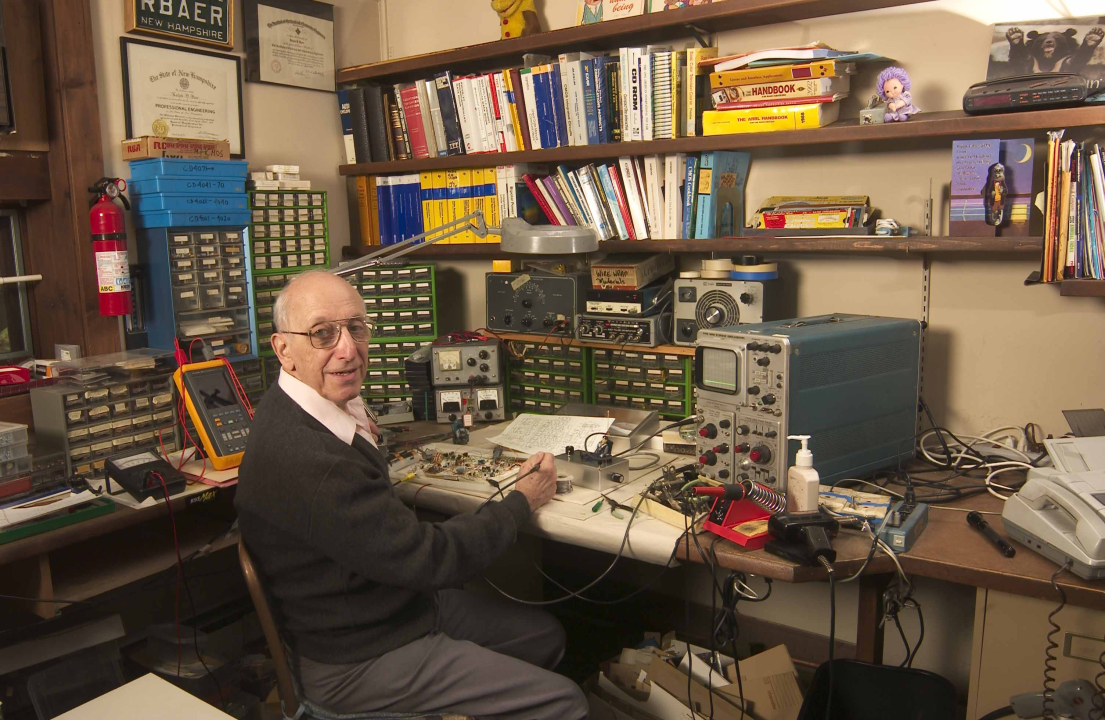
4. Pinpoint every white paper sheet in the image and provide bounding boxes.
[488,414,615,456]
